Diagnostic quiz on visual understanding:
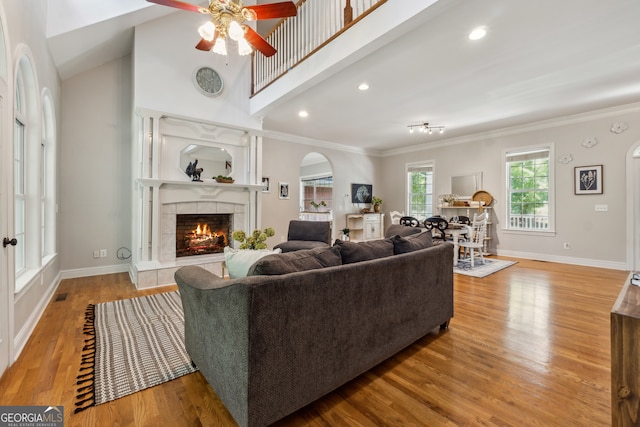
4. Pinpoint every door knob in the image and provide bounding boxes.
[3,237,17,248]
